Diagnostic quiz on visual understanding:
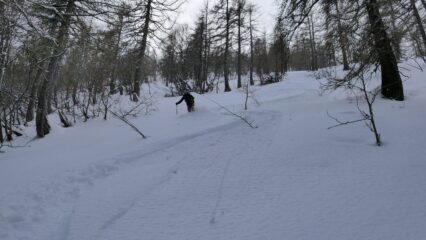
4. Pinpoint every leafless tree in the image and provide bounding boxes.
[324,69,382,146]
[279,0,405,101]
[211,0,234,92]
[129,0,184,101]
